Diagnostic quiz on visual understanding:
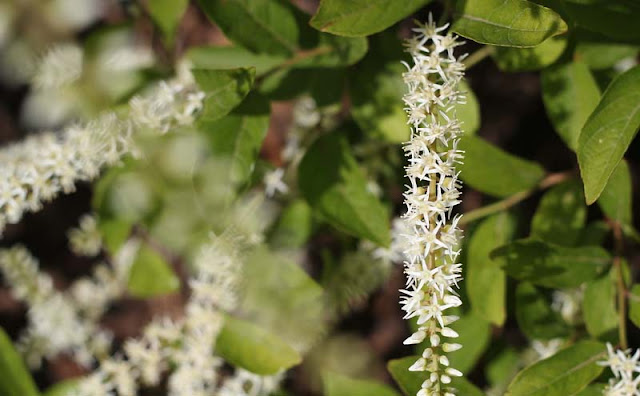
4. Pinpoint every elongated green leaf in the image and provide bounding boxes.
[270,199,313,248]
[294,35,368,68]
[193,67,256,123]
[598,160,632,225]
[310,0,431,37]
[0,328,39,396]
[575,42,639,70]
[506,341,606,396]
[147,0,188,42]
[459,135,546,197]
[388,356,484,396]
[97,217,132,255]
[299,132,390,246]
[324,372,399,396]
[216,316,302,375]
[577,221,609,247]
[448,313,491,374]
[493,36,567,72]
[187,46,285,76]
[541,61,600,151]
[197,0,299,55]
[200,93,270,185]
[629,285,640,328]
[516,282,570,340]
[452,0,567,48]
[559,3,640,44]
[582,270,618,341]
[458,81,481,136]
[493,239,610,288]
[43,380,78,396]
[530,181,586,246]
[127,245,179,298]
[578,66,640,204]
[573,384,608,396]
[467,212,516,326]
